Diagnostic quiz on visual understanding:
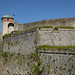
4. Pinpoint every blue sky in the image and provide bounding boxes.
[0,0,75,30]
